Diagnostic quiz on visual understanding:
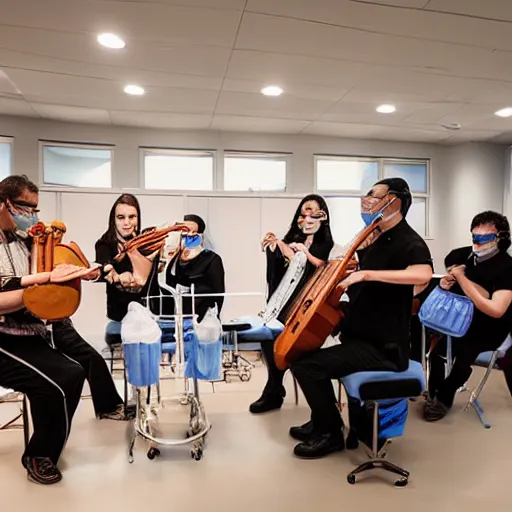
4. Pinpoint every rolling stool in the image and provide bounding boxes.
[222,321,256,382]
[340,360,425,486]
